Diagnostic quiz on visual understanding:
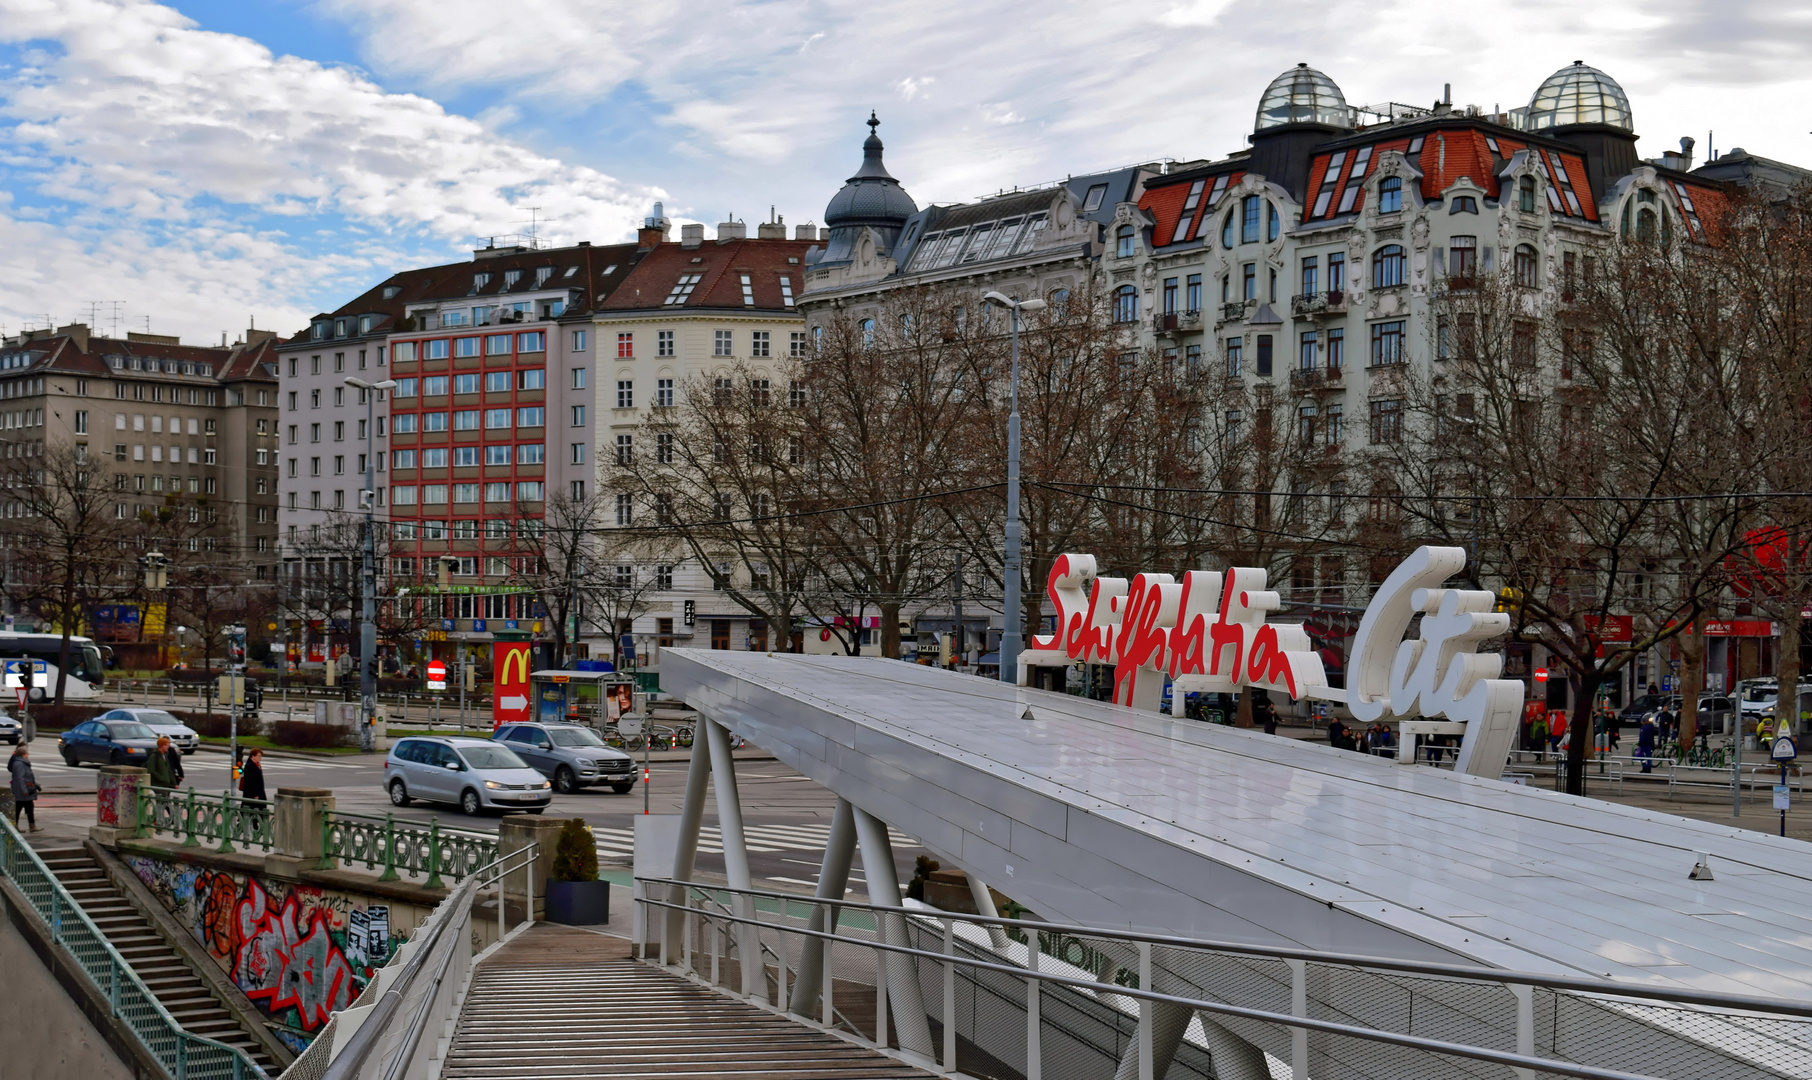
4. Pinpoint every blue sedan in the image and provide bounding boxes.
[58,719,160,767]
